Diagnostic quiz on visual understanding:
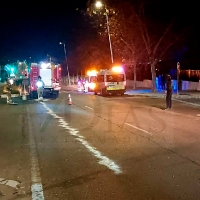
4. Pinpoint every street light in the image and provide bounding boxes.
[95,1,114,64]
[59,42,71,85]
